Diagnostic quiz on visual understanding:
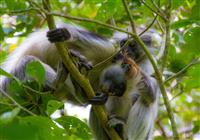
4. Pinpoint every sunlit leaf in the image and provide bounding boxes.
[0,108,20,124]
[46,100,64,116]
[25,61,45,85]
[55,116,92,140]
[0,116,69,140]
